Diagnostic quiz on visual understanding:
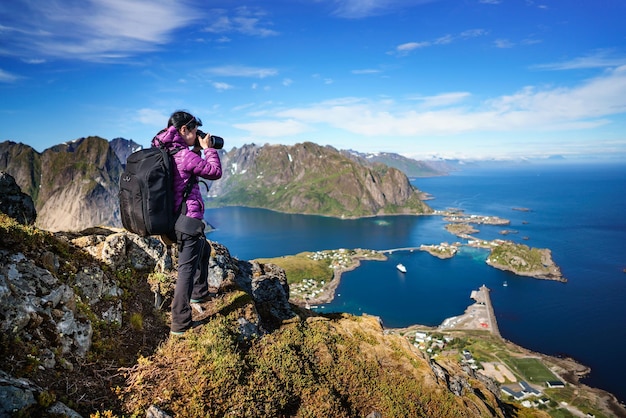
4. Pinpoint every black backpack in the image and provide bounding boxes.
[119,145,192,238]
